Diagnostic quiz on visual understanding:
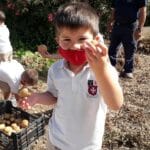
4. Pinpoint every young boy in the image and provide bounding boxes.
[0,10,13,62]
[0,59,38,101]
[20,2,123,150]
